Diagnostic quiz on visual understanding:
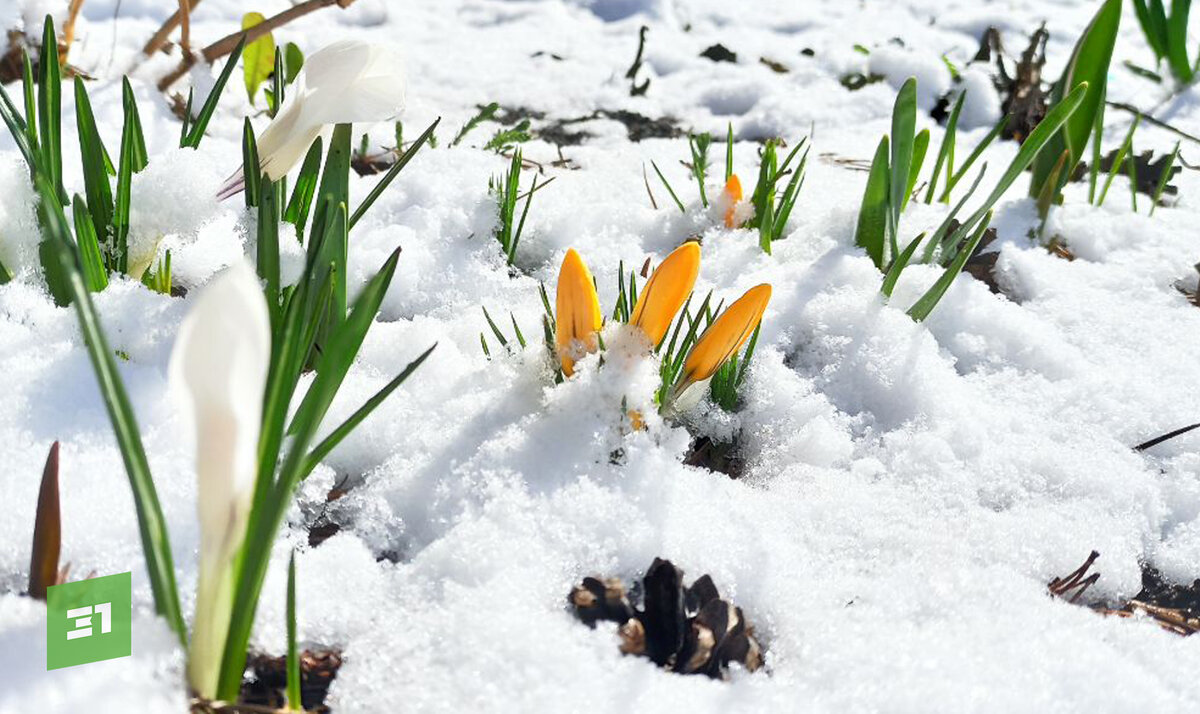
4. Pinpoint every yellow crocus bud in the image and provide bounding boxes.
[555,248,603,376]
[629,242,700,347]
[680,283,771,386]
[722,174,743,228]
